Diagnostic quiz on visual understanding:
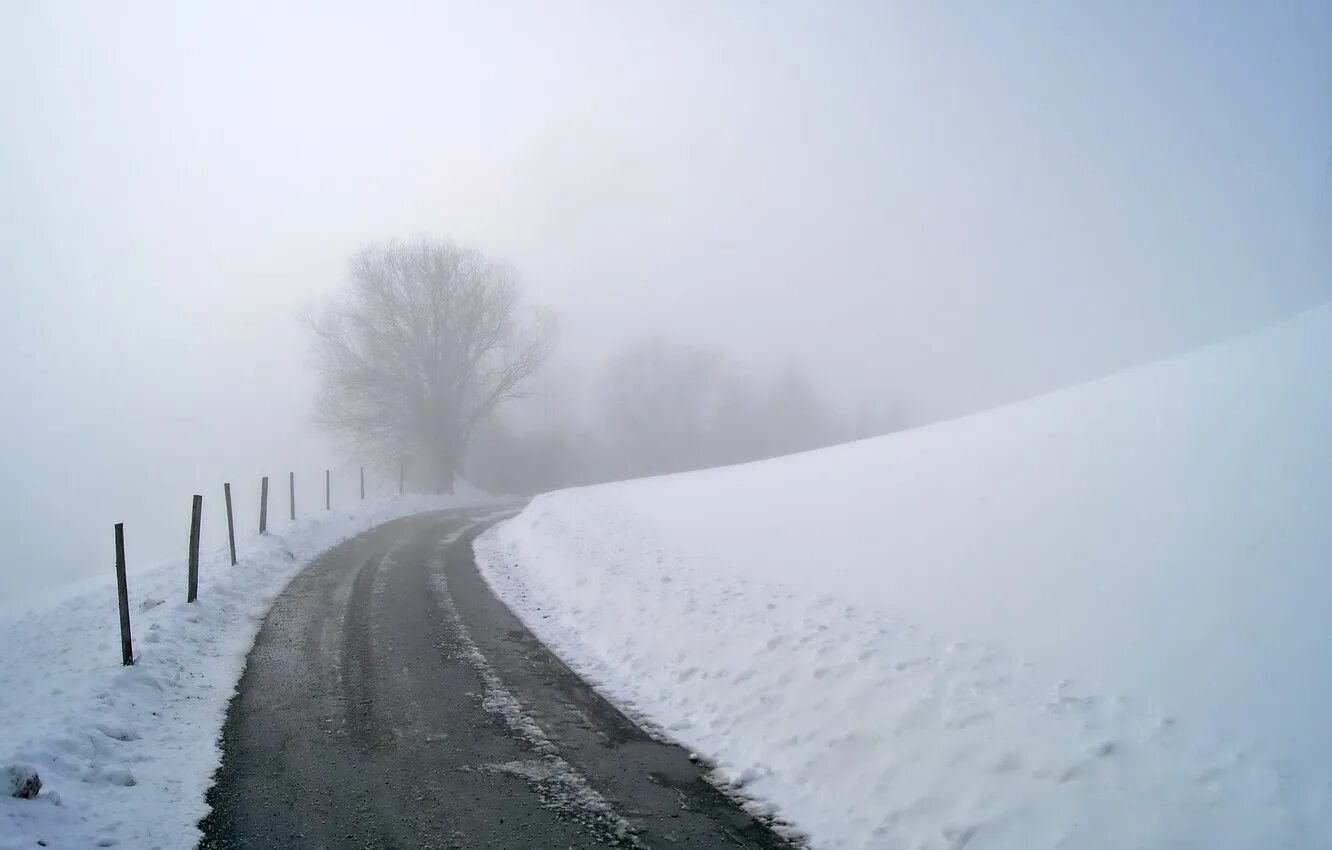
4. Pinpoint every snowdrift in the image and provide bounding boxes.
[477,306,1332,850]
